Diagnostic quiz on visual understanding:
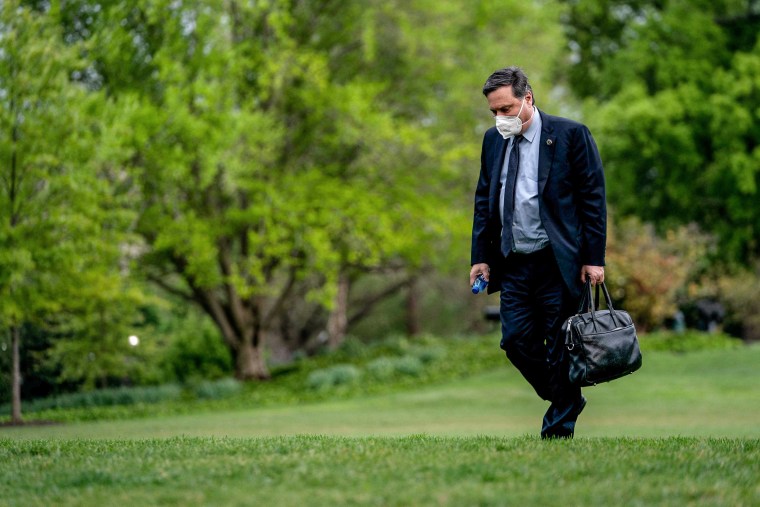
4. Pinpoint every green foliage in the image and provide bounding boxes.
[411,344,447,364]
[15,0,745,396]
[306,365,363,391]
[639,330,741,353]
[561,0,734,100]
[1,0,578,386]
[64,0,498,374]
[52,0,573,371]
[5,333,496,422]
[40,284,157,390]
[7,329,749,421]
[0,377,245,415]
[562,0,760,261]
[157,309,232,383]
[365,357,397,379]
[0,2,113,327]
[391,355,424,376]
[19,300,236,399]
[330,337,372,361]
[189,378,242,401]
[4,344,760,439]
[0,324,70,404]
[0,384,182,414]
[366,355,423,380]
[333,335,448,371]
[0,1,145,413]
